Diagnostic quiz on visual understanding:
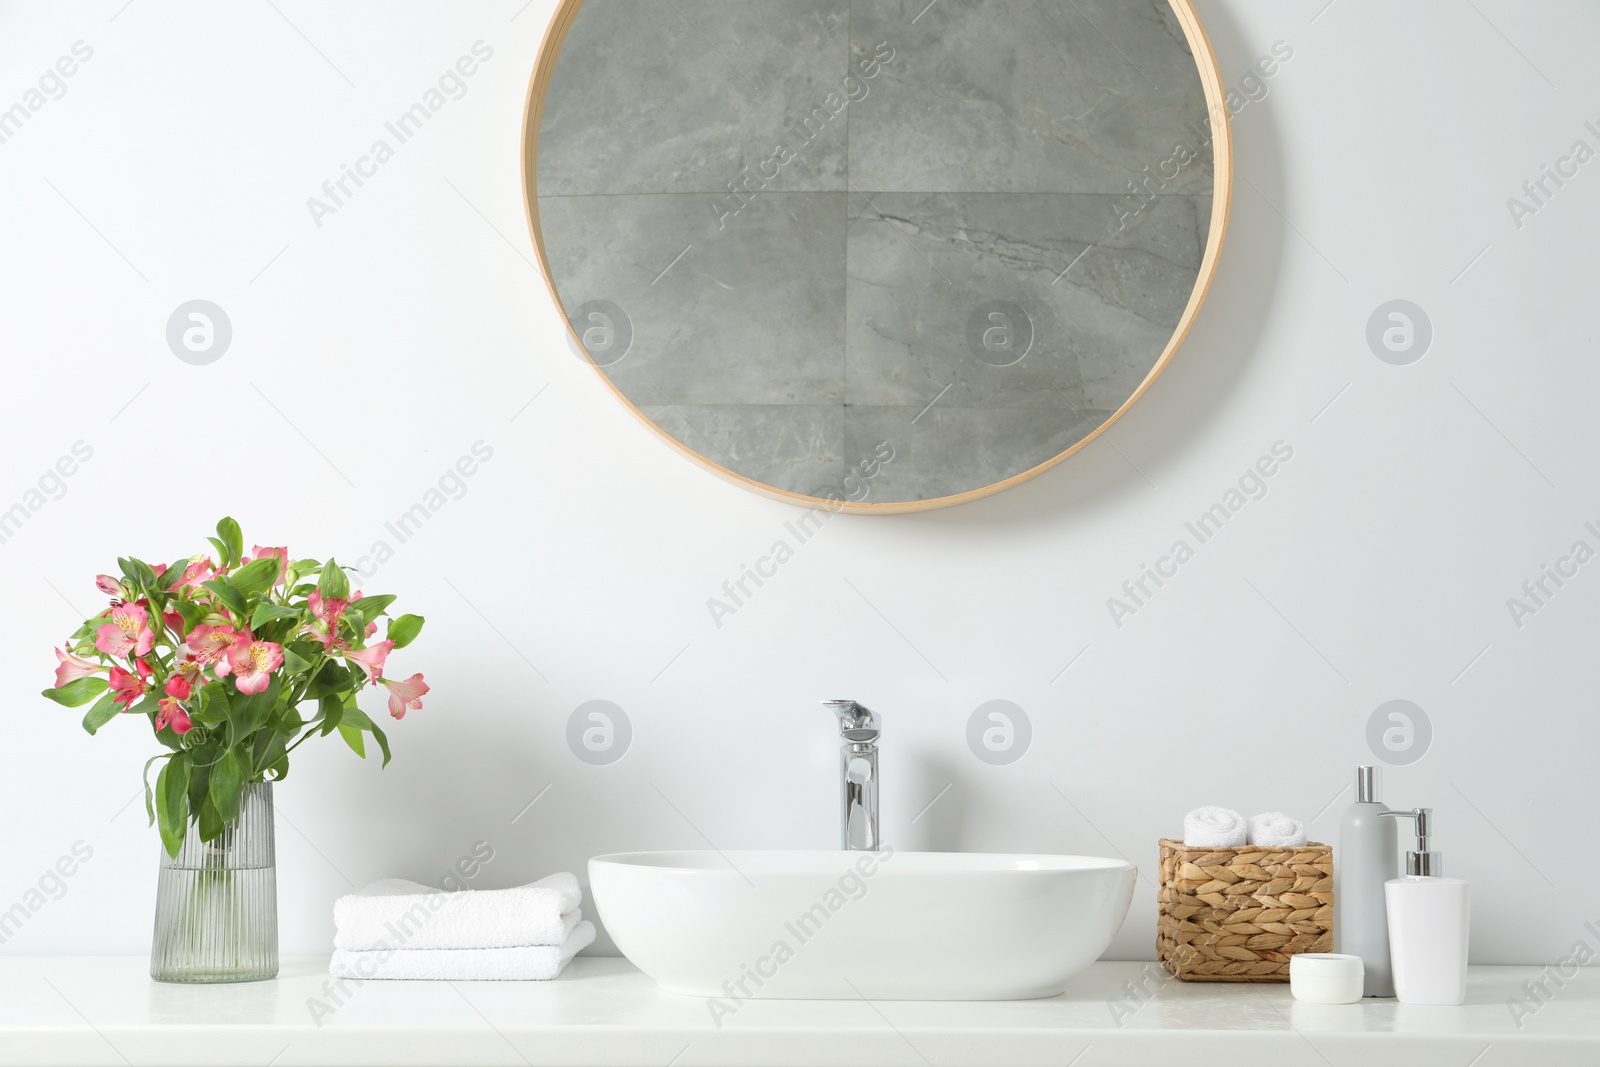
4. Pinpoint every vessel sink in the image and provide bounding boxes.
[588,849,1136,1000]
